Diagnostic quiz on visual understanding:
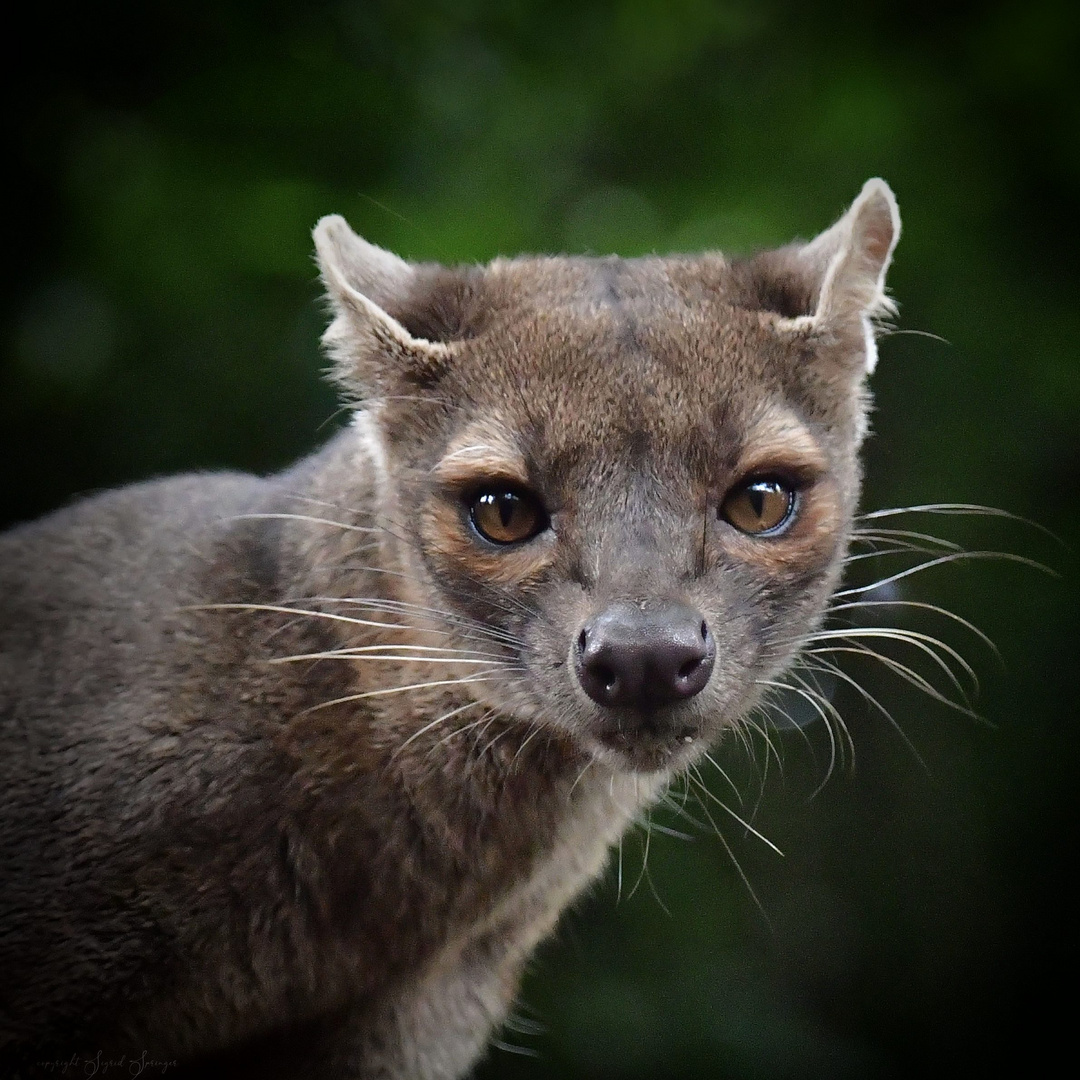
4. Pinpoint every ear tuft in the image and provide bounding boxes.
[312,216,451,396]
